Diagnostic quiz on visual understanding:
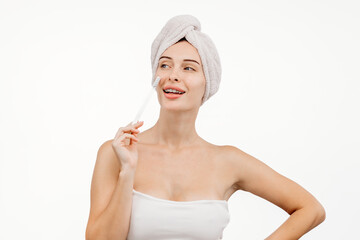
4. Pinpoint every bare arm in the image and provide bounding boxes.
[85,140,136,240]
[227,145,326,239]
